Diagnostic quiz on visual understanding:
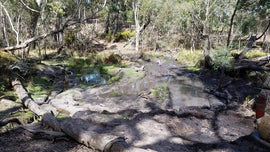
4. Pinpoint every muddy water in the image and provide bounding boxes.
[105,72,213,110]
[79,68,110,86]
[114,73,220,110]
